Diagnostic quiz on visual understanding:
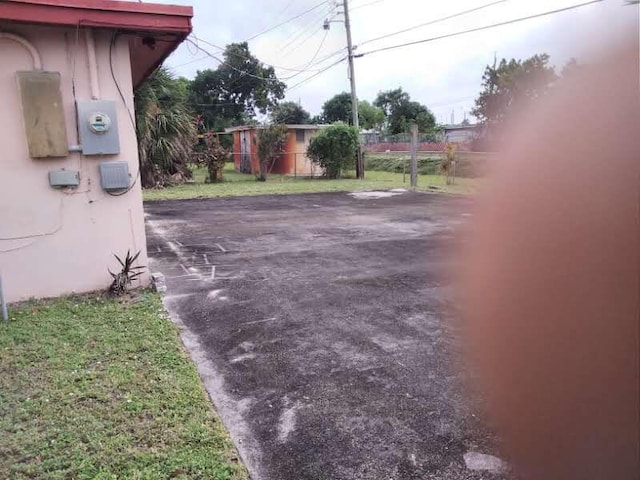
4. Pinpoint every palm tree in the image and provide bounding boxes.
[135,67,197,187]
